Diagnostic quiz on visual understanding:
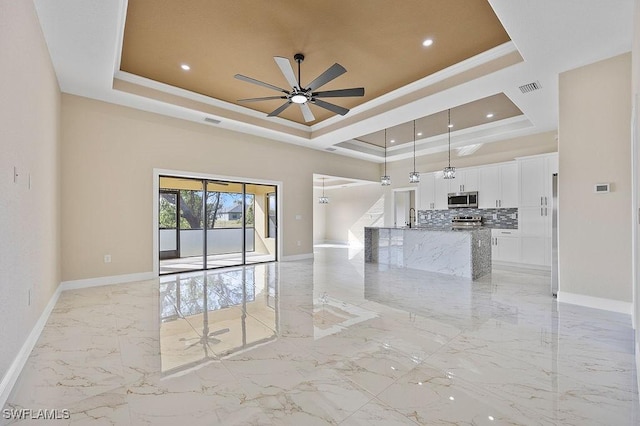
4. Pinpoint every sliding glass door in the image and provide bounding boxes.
[159,176,277,275]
